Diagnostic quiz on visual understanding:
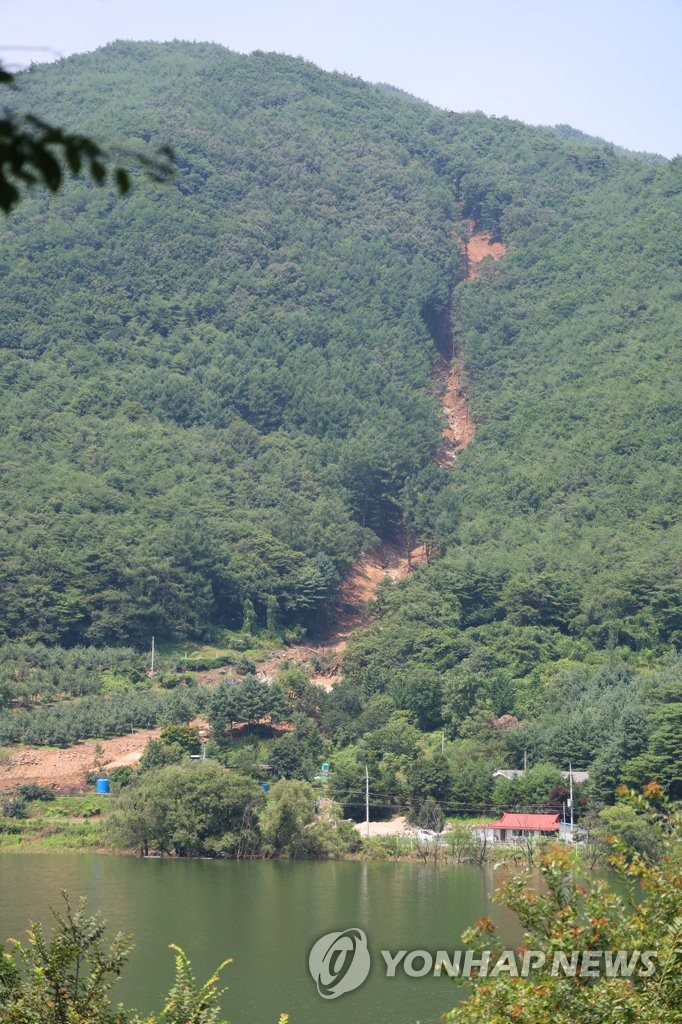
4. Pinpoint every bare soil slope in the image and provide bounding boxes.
[256,541,426,688]
[0,728,162,793]
[466,230,506,273]
[435,358,476,465]
[435,232,505,465]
